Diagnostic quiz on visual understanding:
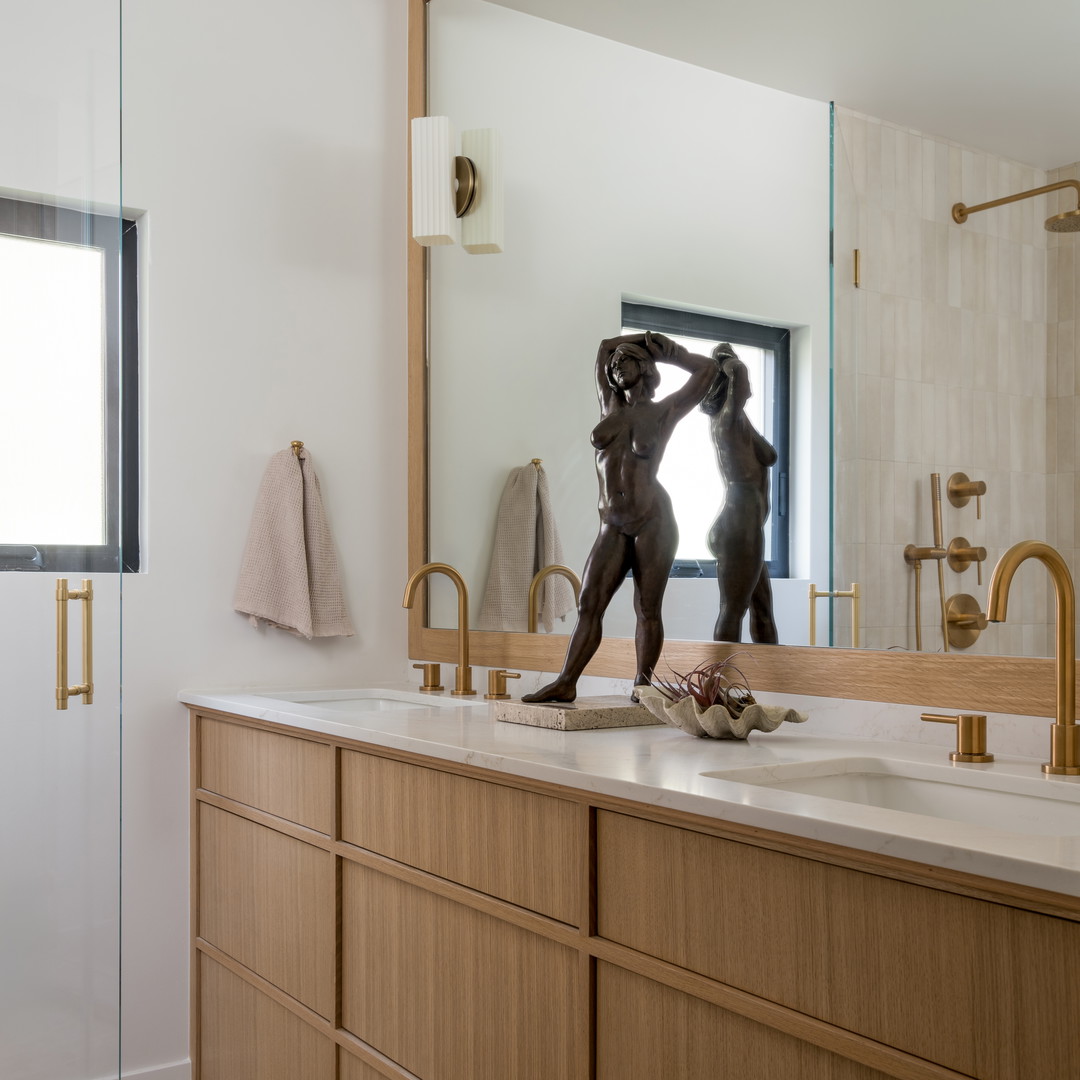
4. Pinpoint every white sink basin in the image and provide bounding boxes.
[701,757,1080,837]
[258,688,484,712]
